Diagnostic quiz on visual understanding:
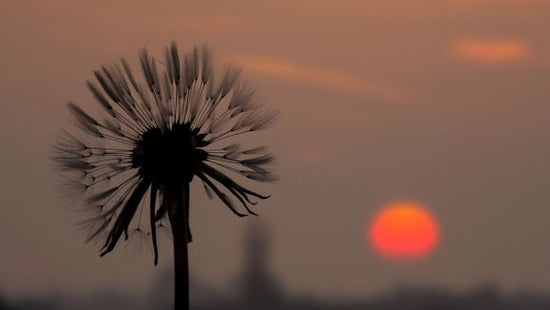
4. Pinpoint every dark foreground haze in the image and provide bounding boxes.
[3,224,550,309]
